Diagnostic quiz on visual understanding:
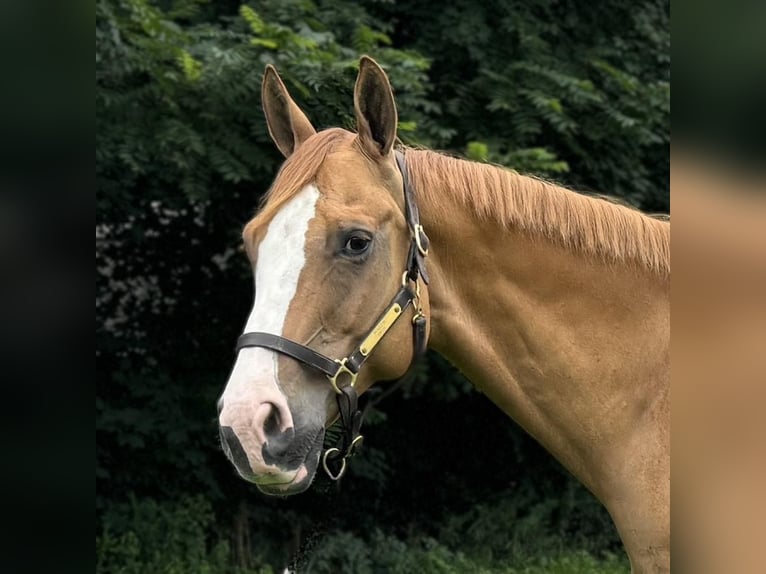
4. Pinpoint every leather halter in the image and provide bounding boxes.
[235,151,430,480]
